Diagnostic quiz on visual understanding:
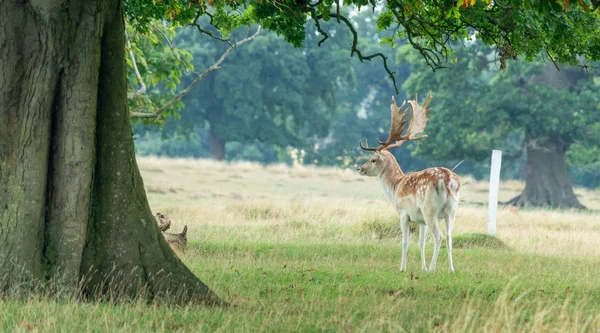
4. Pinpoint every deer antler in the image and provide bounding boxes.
[405,93,432,140]
[377,97,408,146]
[359,139,379,152]
[360,94,432,151]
